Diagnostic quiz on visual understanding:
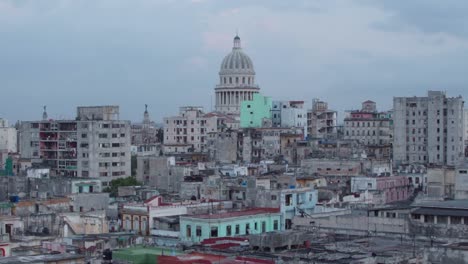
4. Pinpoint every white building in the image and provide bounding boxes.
[272,101,307,136]
[393,91,465,167]
[163,107,237,154]
[214,35,260,115]
[0,118,17,153]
